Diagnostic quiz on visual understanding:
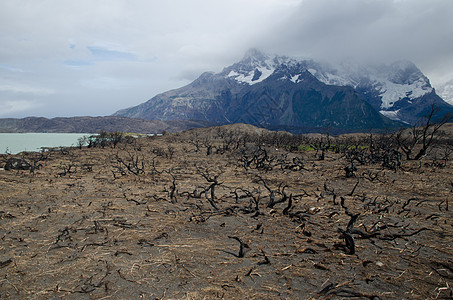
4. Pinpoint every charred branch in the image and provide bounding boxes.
[227,236,249,258]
